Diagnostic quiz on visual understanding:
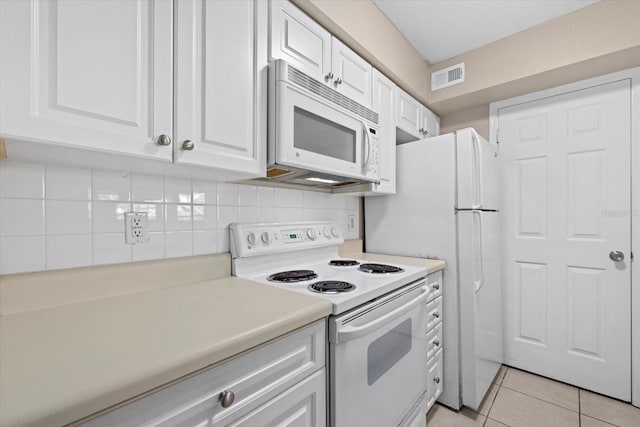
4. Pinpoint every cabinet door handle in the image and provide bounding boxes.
[334,77,343,87]
[324,71,334,82]
[219,390,235,408]
[432,283,440,290]
[433,340,440,347]
[182,140,195,151]
[432,312,440,319]
[434,377,440,384]
[157,134,172,146]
